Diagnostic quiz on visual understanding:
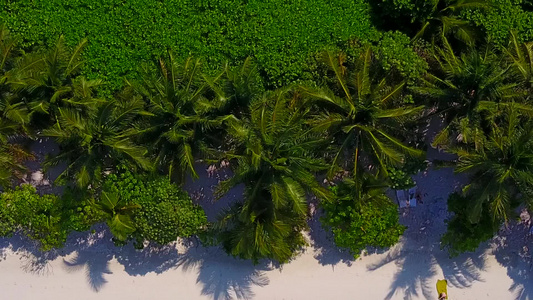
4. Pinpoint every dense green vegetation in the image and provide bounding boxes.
[1,0,533,264]
[322,173,405,258]
[0,0,376,89]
